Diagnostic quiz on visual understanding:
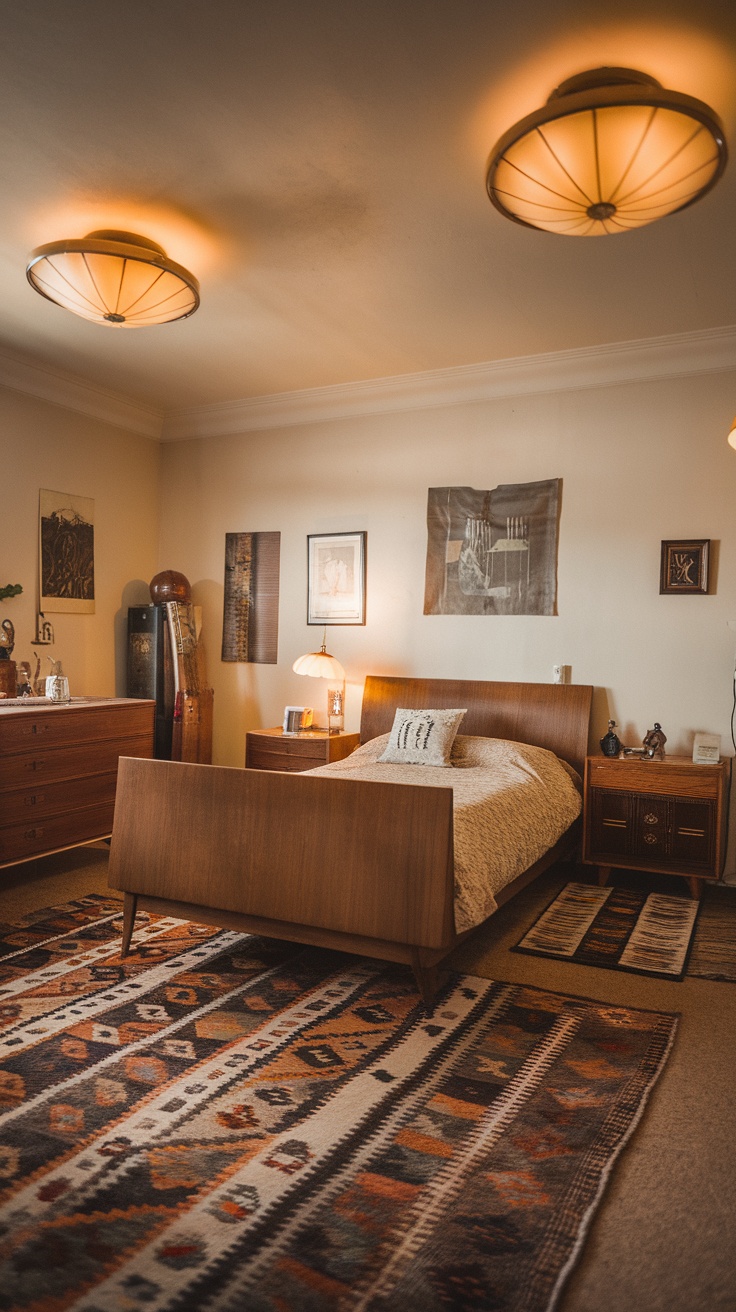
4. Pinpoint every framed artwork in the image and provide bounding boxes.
[307,531,366,625]
[659,539,709,595]
[39,489,95,613]
[424,480,561,616]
